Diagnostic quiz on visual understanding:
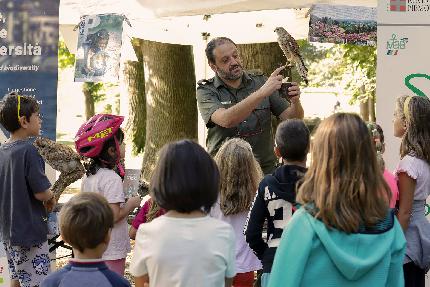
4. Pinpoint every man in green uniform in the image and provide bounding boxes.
[196,37,304,174]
